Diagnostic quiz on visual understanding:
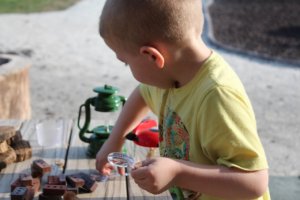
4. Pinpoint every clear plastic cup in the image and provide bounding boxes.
[36,121,63,147]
